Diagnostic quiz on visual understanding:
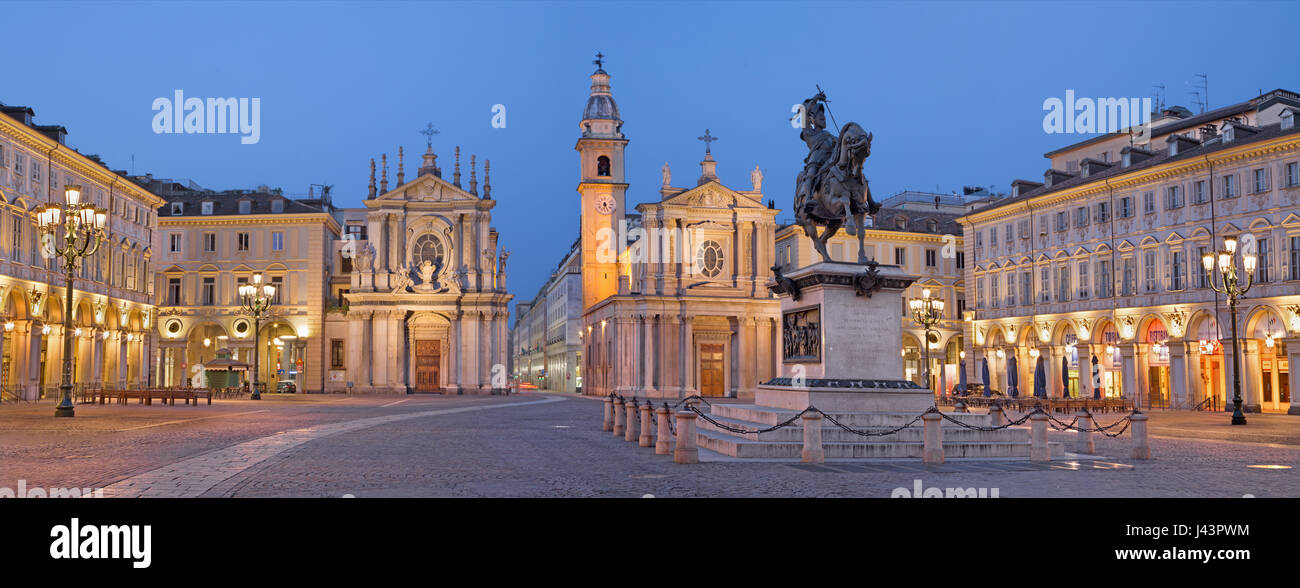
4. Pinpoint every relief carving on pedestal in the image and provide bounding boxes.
[782,306,821,363]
